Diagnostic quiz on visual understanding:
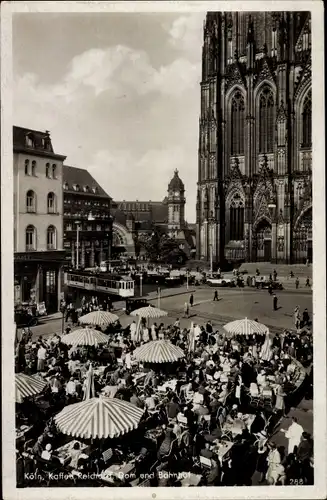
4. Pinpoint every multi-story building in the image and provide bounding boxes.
[196,12,312,265]
[13,126,66,312]
[63,166,112,268]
